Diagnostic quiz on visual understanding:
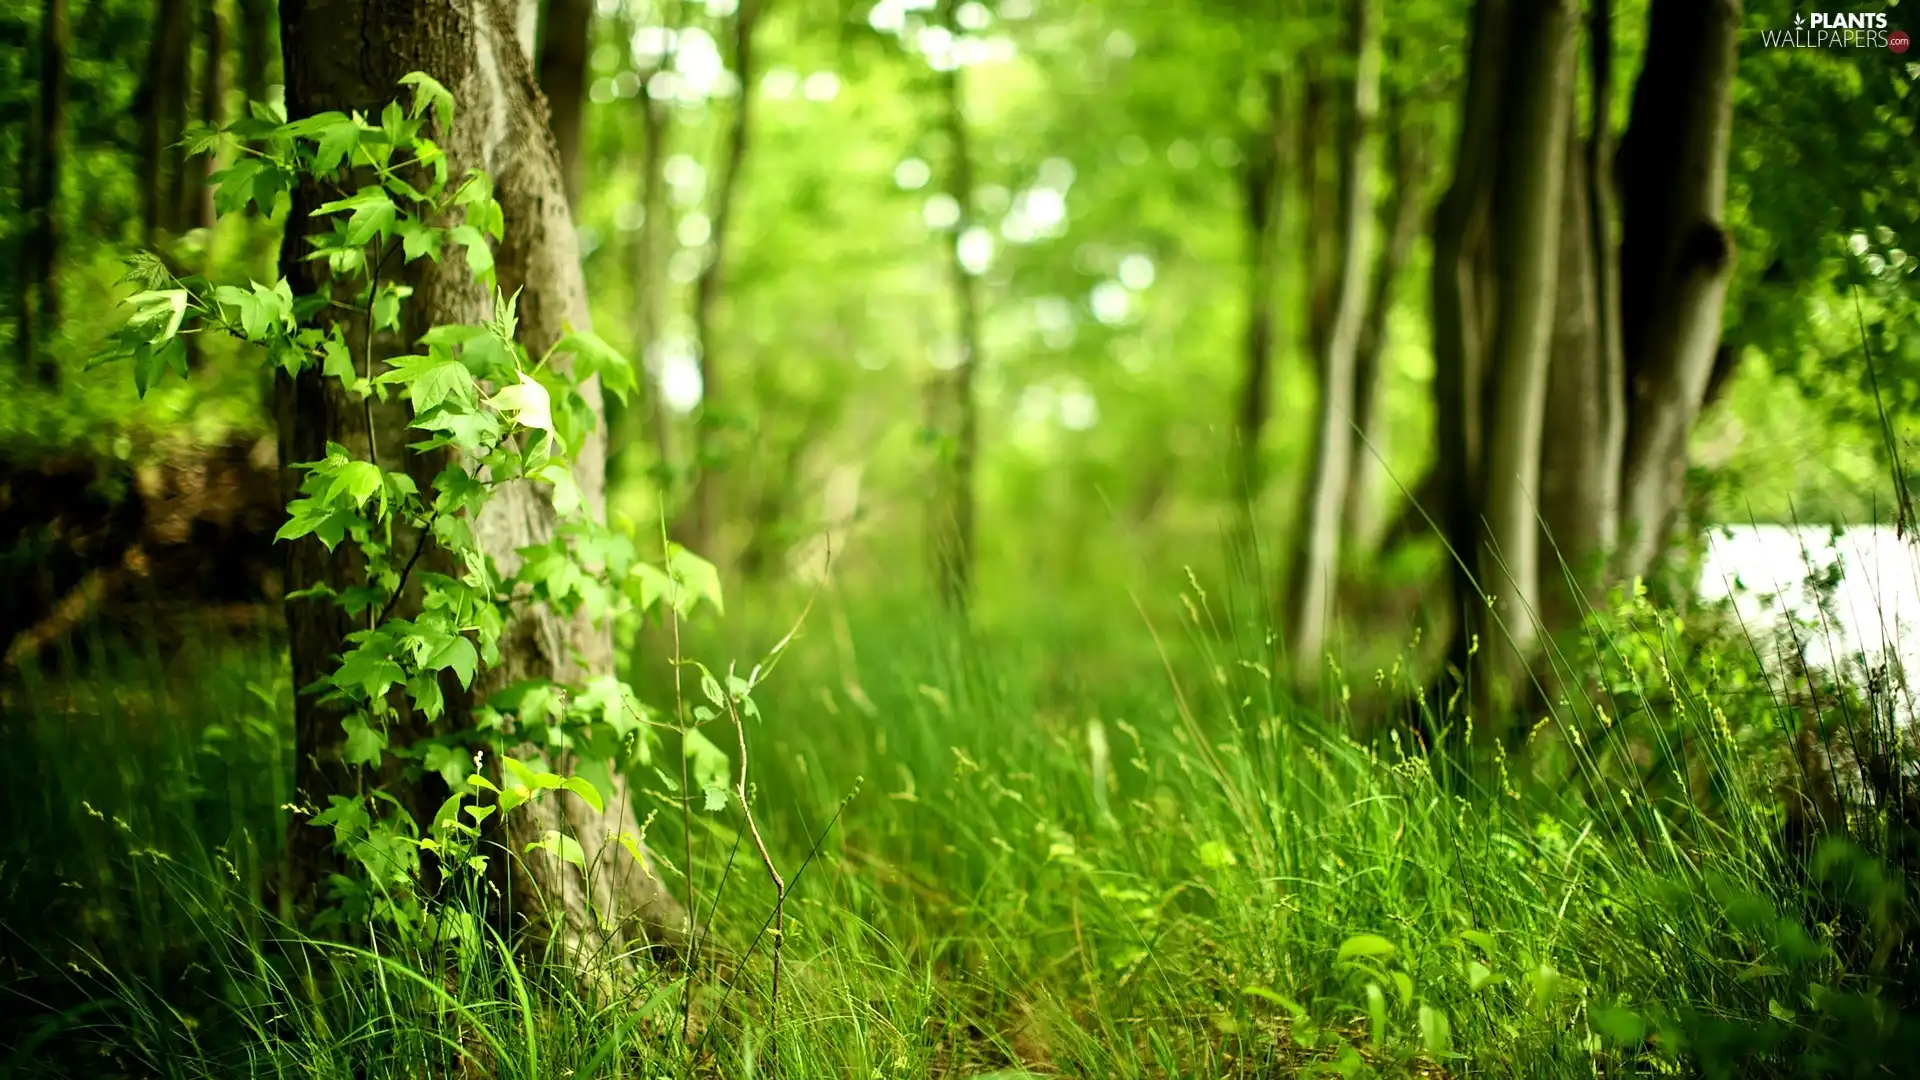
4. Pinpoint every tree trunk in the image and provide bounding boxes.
[277,0,685,957]
[1474,0,1576,699]
[189,0,227,230]
[142,0,194,237]
[1233,73,1284,509]
[1428,0,1507,703]
[18,0,66,385]
[607,2,680,490]
[1299,67,1339,365]
[1342,92,1426,551]
[1536,112,1620,633]
[238,0,274,105]
[929,0,982,611]
[535,0,591,207]
[1614,0,1739,581]
[1287,0,1380,683]
[683,0,764,558]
